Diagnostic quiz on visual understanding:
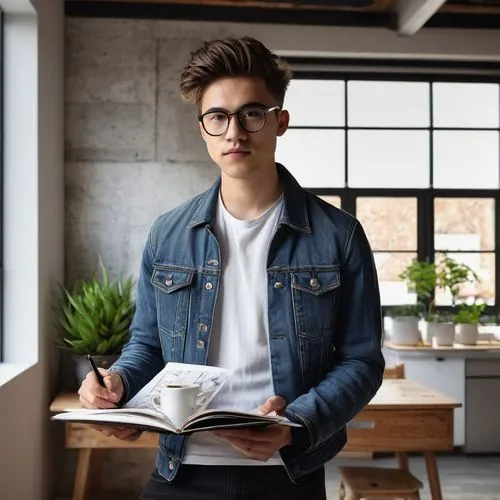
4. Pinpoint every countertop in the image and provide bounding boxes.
[383,339,500,359]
